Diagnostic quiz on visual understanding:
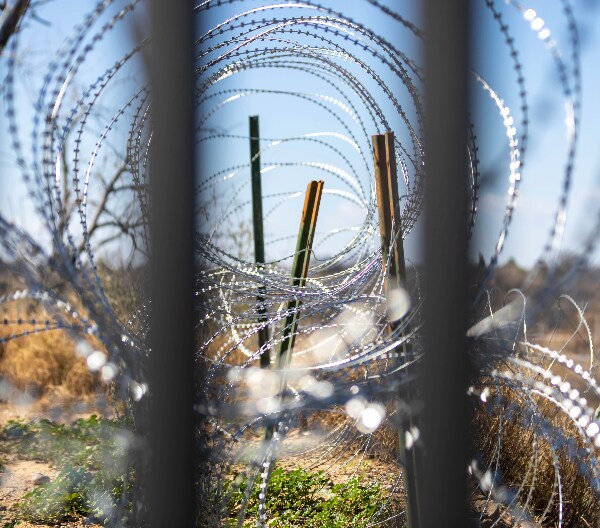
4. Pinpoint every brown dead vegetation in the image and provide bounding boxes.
[0,330,100,397]
[473,383,600,527]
